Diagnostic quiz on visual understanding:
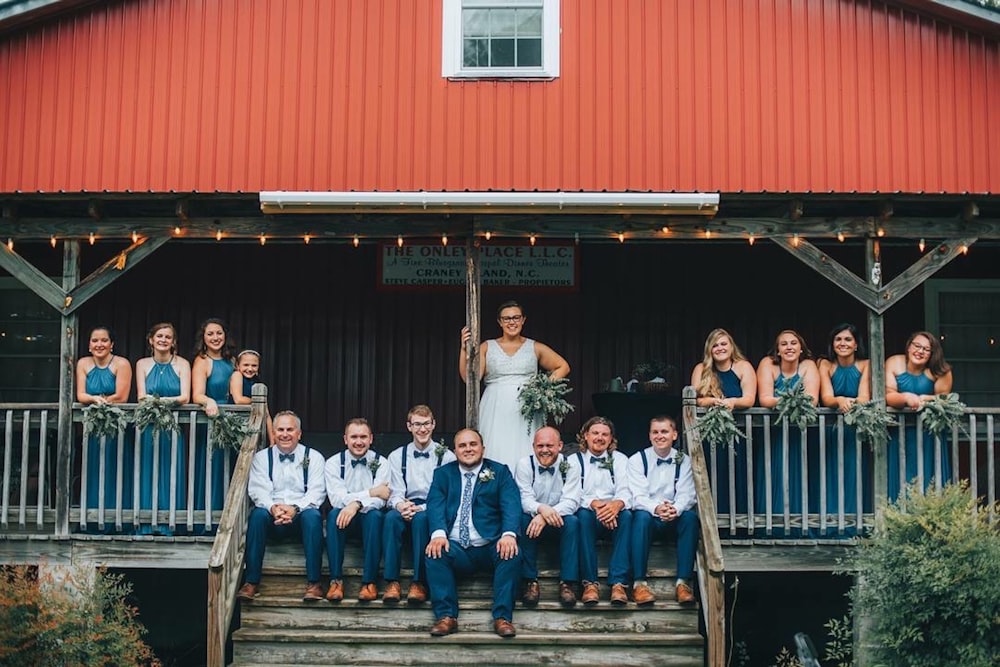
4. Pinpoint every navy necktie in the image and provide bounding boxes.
[351,458,367,468]
[538,466,555,475]
[413,451,430,459]
[657,458,673,466]
[590,456,605,464]
[279,452,295,463]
